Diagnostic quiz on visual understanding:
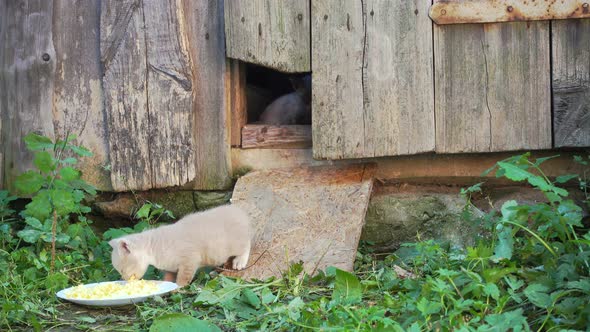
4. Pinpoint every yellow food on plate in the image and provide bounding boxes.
[64,279,160,300]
